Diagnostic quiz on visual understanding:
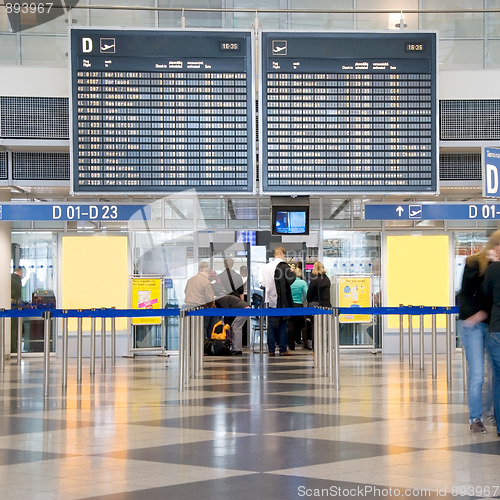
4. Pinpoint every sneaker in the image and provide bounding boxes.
[470,418,488,434]
[280,350,293,356]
